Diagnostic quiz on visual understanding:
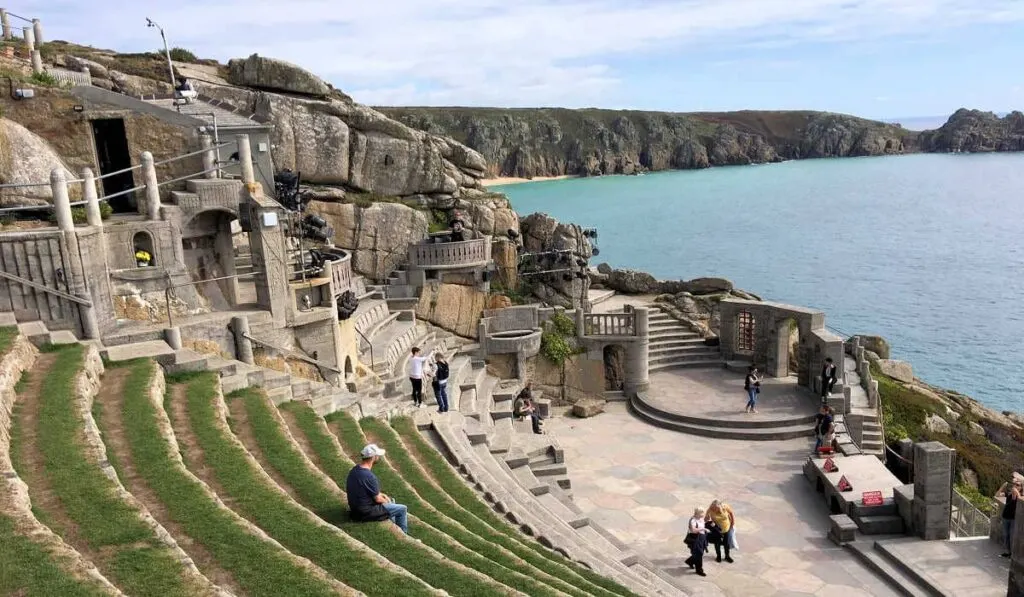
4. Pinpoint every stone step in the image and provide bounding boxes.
[0,312,17,326]
[649,350,721,366]
[166,348,210,374]
[647,337,707,349]
[855,515,905,535]
[845,541,932,597]
[648,343,717,356]
[102,340,176,364]
[630,396,814,440]
[48,330,79,345]
[531,462,568,477]
[632,393,815,429]
[588,289,616,306]
[17,320,50,346]
[873,540,951,597]
[648,357,724,372]
[488,416,513,454]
